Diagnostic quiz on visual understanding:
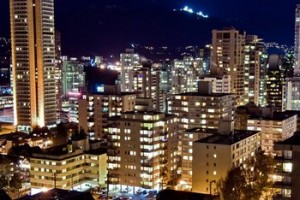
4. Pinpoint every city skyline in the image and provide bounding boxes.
[2,1,300,199]
[0,0,300,56]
